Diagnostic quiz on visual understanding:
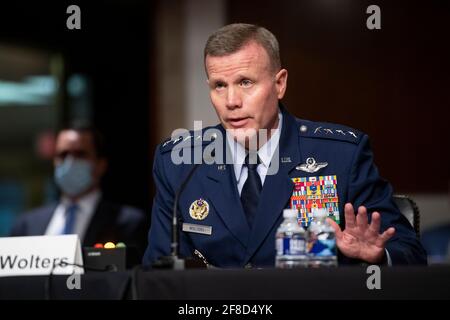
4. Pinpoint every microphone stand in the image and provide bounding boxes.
[152,163,201,270]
